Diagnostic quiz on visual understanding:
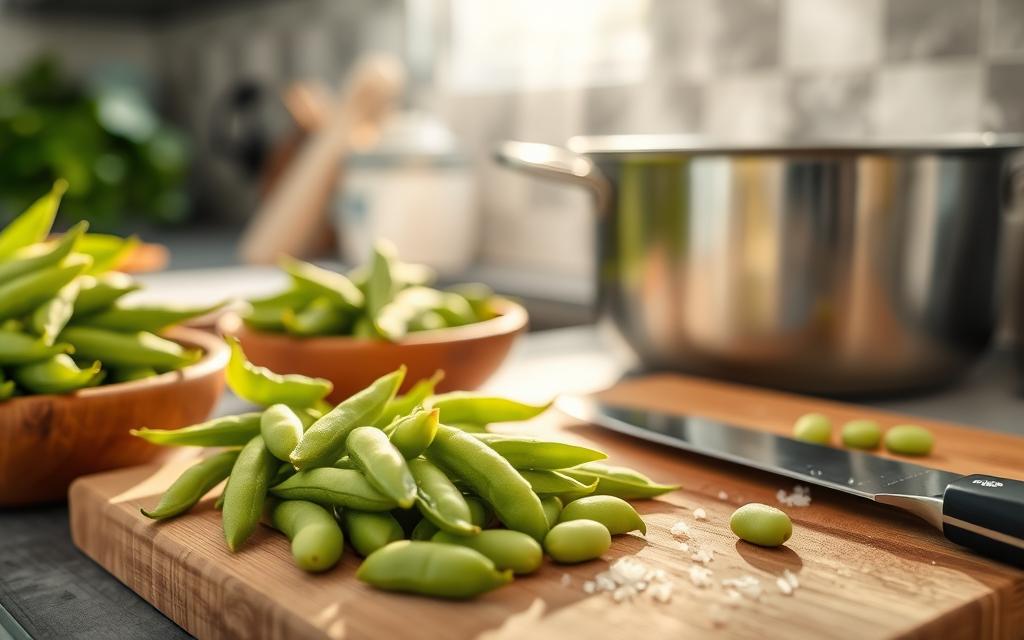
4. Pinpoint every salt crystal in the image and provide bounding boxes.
[688,565,713,588]
[717,490,729,500]
[783,569,799,589]
[650,582,674,603]
[776,576,793,595]
[722,575,763,600]
[678,542,689,553]
[693,507,707,520]
[777,485,812,507]
[583,580,596,594]
[691,547,714,566]
[669,521,690,539]
[723,589,743,607]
